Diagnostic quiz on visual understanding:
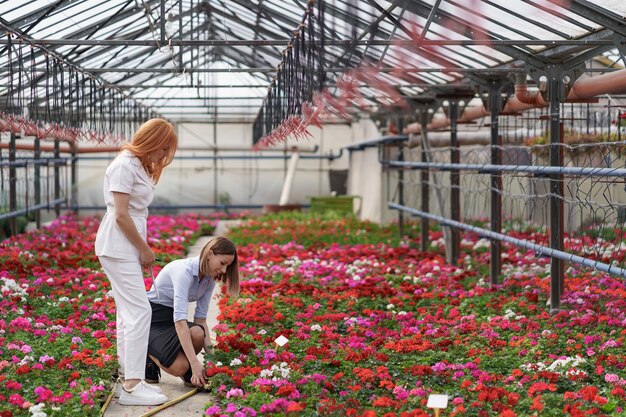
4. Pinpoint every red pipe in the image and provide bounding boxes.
[405,67,626,134]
